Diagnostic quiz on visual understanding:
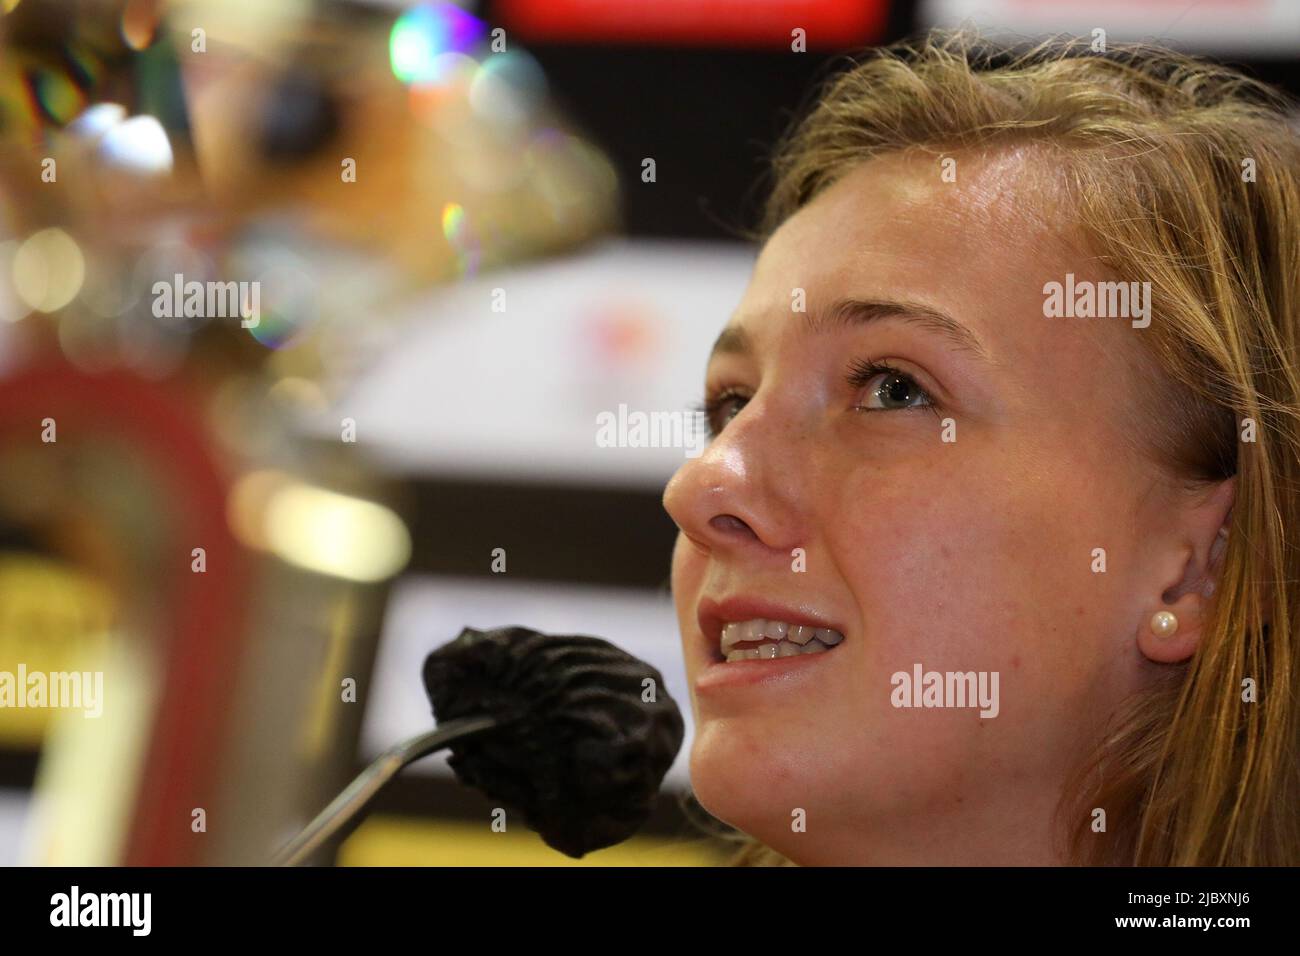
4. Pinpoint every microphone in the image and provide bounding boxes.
[273,626,685,865]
